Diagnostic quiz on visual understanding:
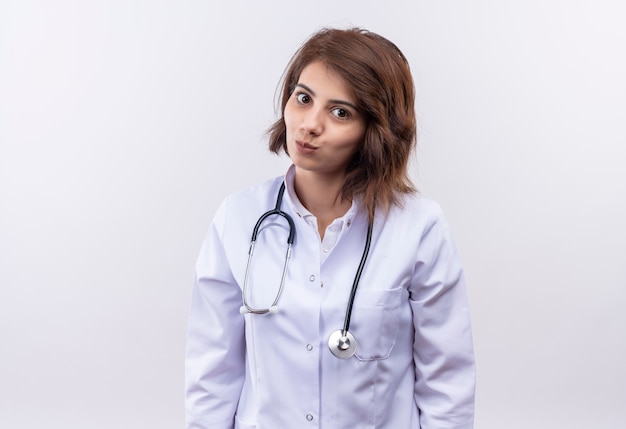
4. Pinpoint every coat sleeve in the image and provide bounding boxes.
[185,198,246,429]
[409,203,476,429]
